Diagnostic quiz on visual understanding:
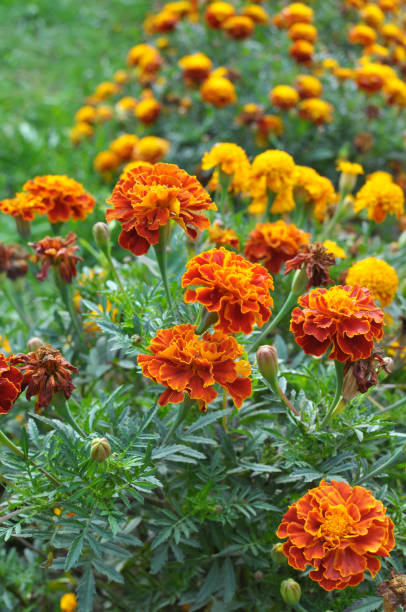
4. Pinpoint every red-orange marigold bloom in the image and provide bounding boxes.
[0,353,23,414]
[23,175,95,223]
[11,345,78,413]
[29,233,82,284]
[208,222,240,250]
[223,15,254,39]
[290,285,384,362]
[182,248,274,335]
[138,324,252,410]
[0,192,47,222]
[205,2,235,29]
[106,163,216,256]
[244,221,310,274]
[277,480,395,591]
